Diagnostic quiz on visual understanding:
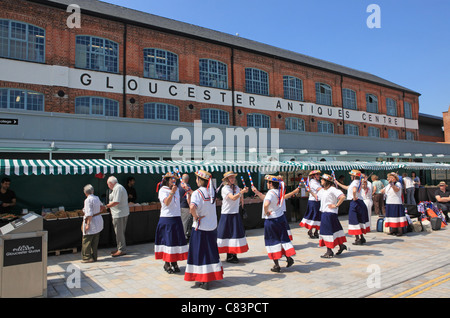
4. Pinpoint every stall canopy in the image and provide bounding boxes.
[2,159,448,176]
